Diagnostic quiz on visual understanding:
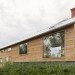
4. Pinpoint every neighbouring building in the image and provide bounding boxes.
[0,8,75,66]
